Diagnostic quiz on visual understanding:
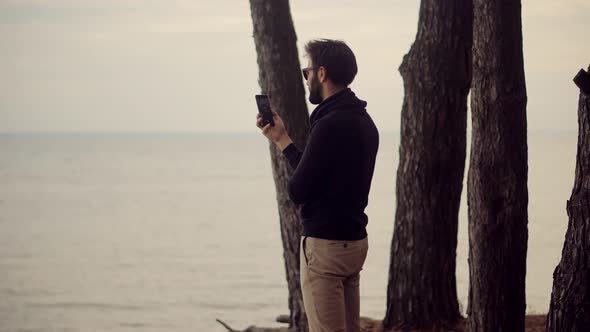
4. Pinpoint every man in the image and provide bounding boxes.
[256,39,379,332]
